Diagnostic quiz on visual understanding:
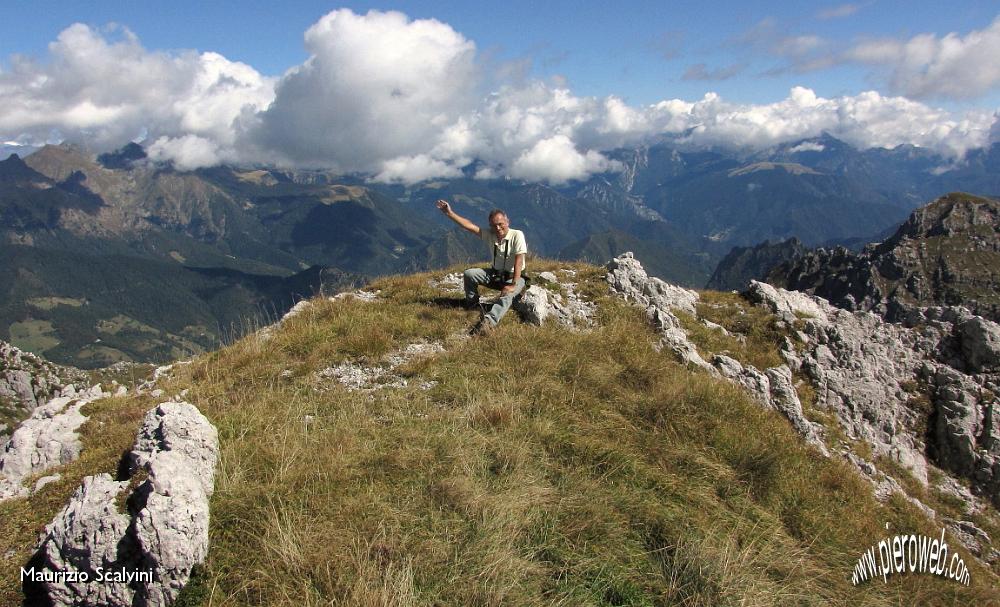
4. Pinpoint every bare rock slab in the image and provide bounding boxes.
[33,401,219,607]
[0,385,107,500]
